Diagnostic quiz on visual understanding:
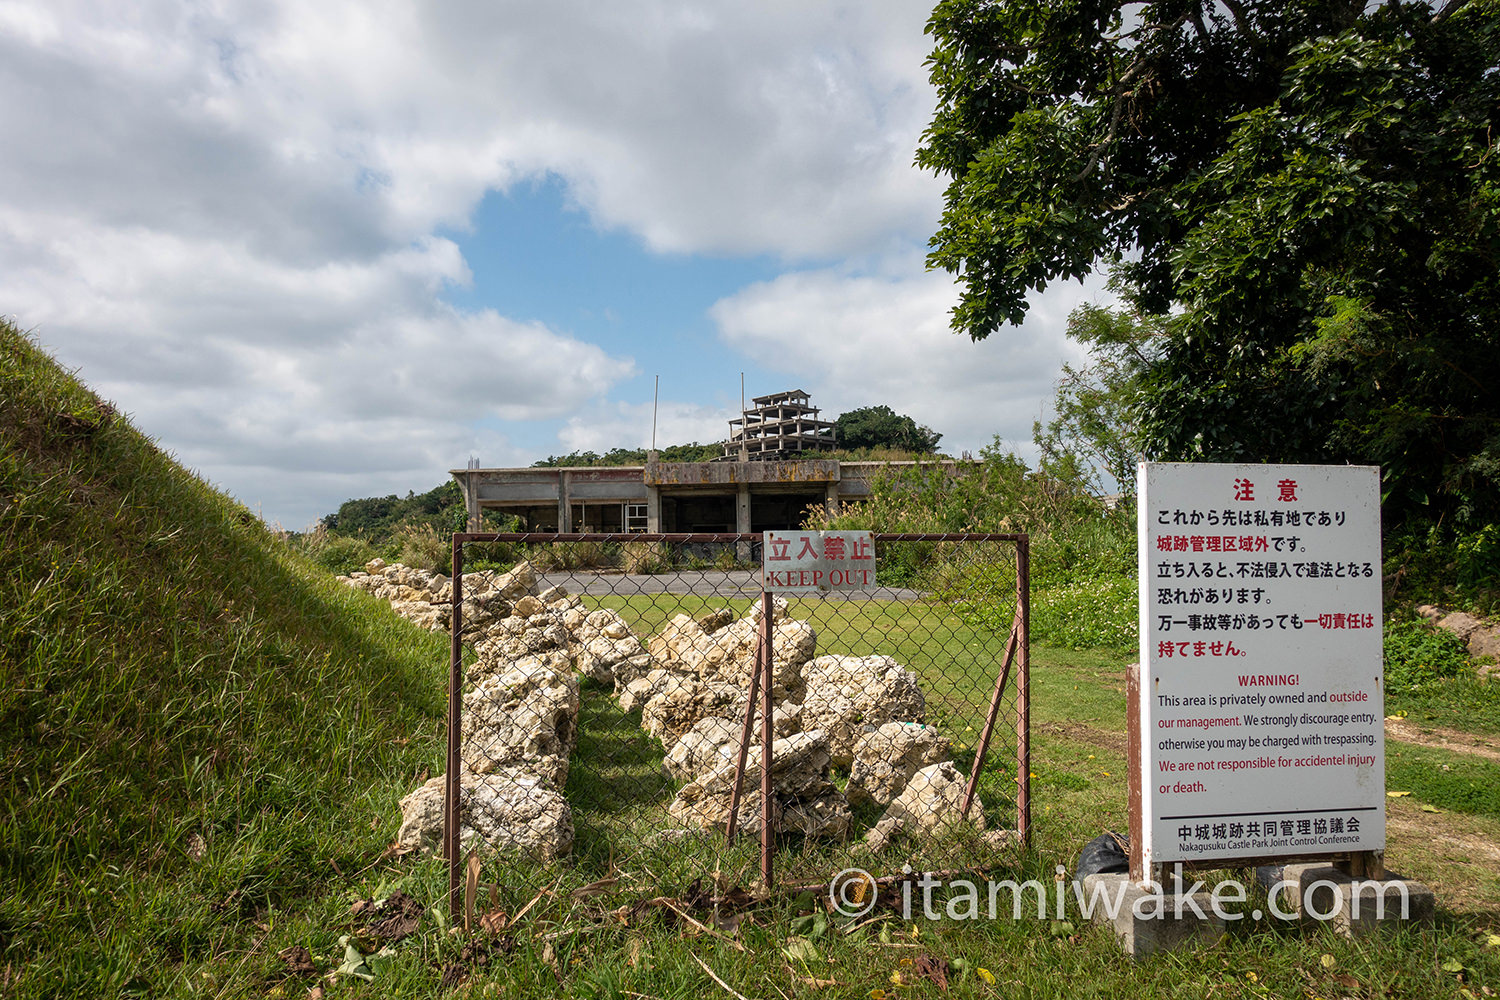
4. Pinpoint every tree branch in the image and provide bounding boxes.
[1431,0,1469,22]
[1075,97,1127,183]
[1219,0,1252,35]
[1072,9,1192,185]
